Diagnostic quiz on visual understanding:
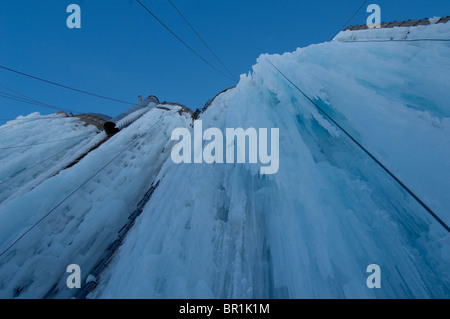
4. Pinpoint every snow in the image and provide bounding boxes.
[0,105,191,298]
[1,21,449,299]
[335,20,450,41]
[0,113,101,205]
[86,275,96,284]
[94,23,450,298]
[429,17,441,25]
